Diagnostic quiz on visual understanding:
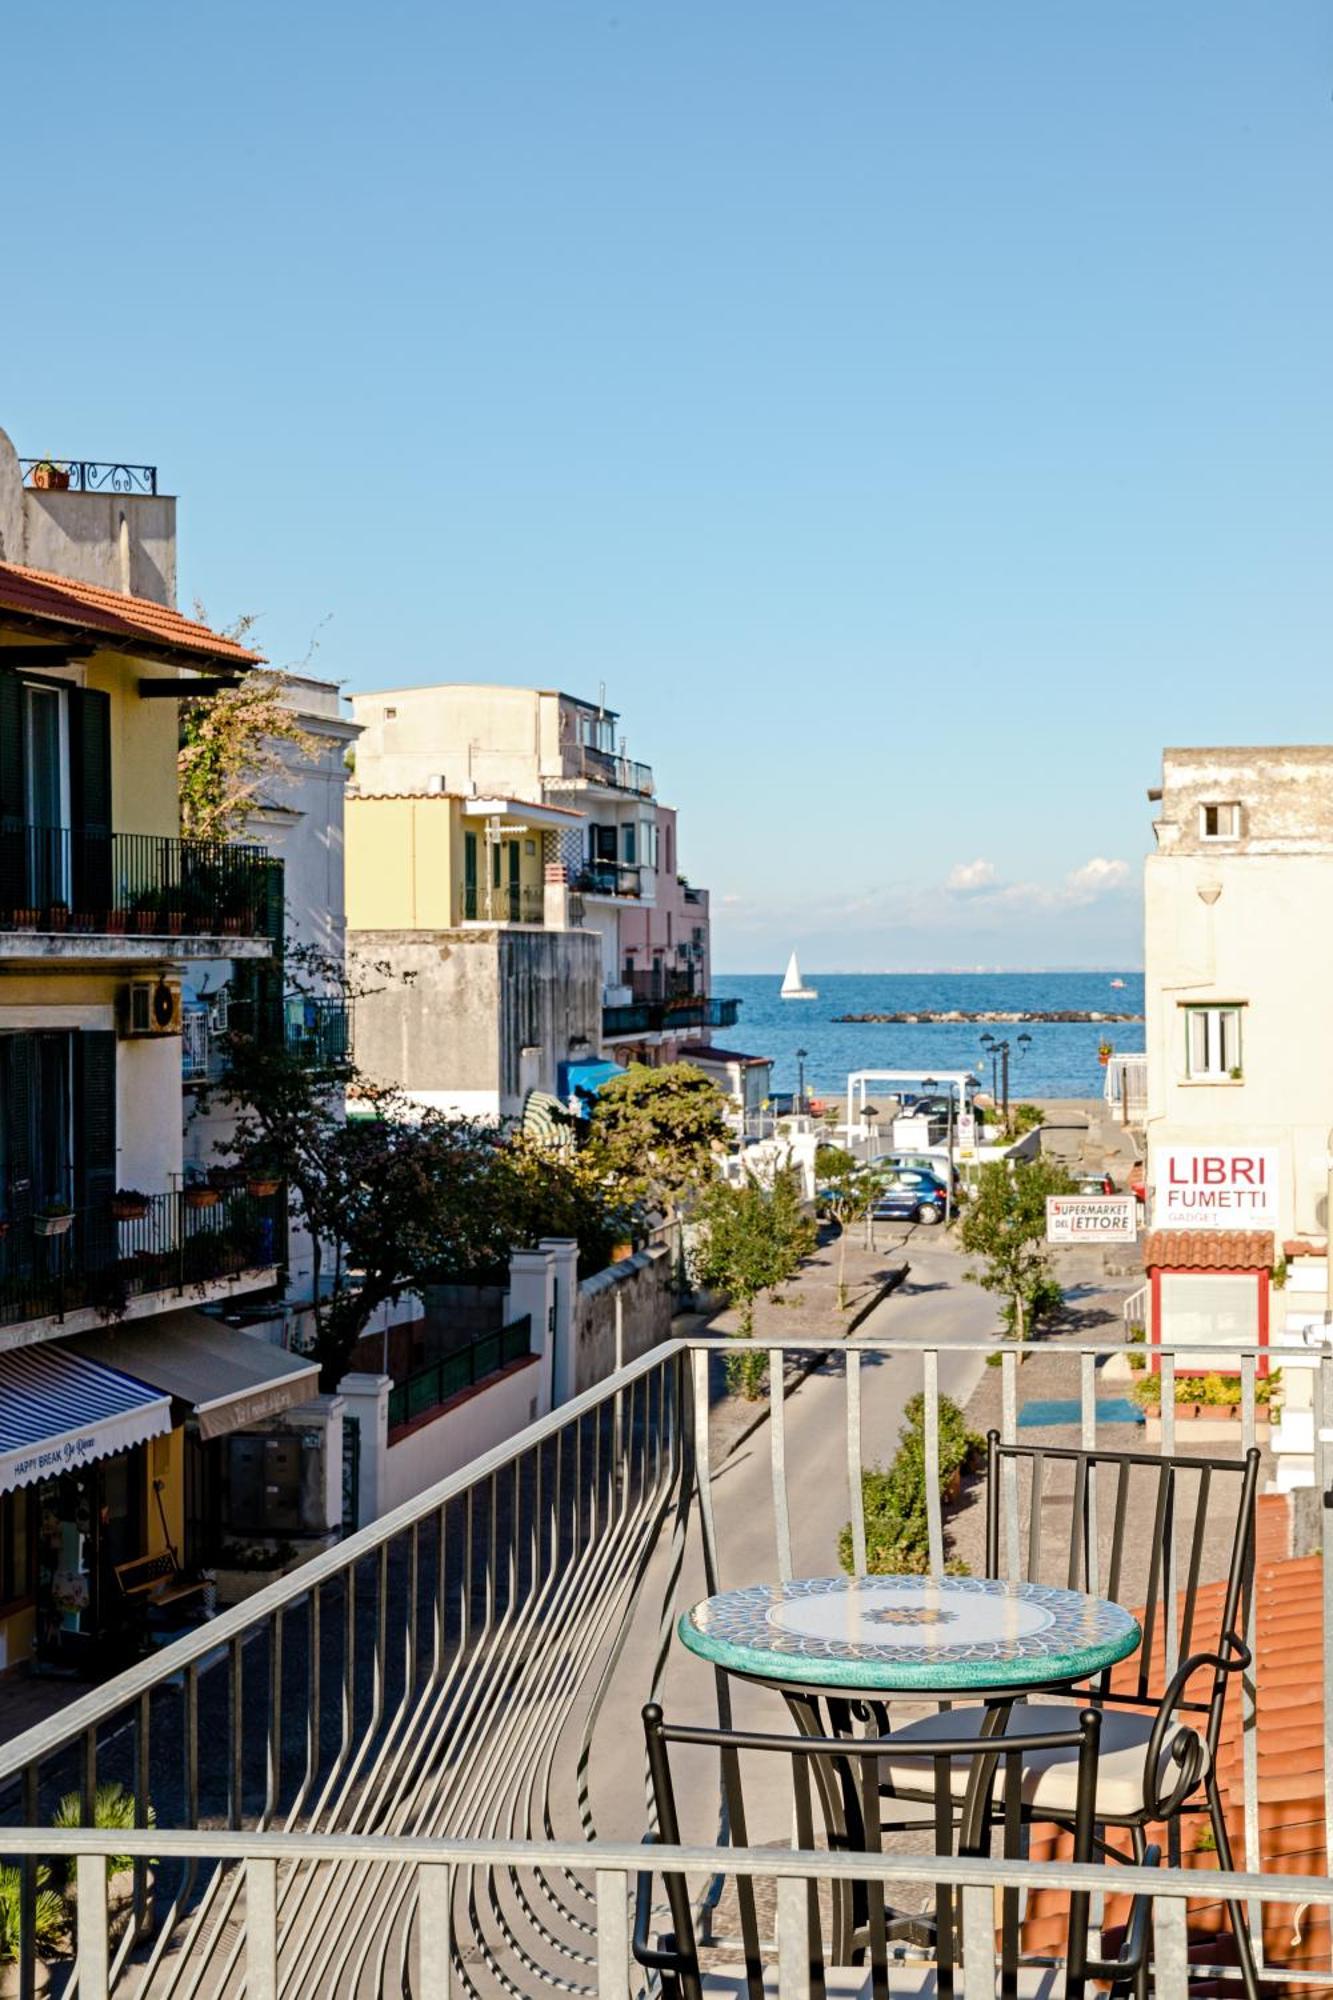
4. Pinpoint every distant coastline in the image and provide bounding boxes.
[833,1009,1142,1025]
